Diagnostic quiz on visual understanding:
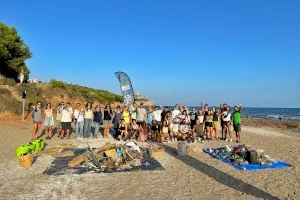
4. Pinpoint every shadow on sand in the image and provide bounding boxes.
[162,144,280,200]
